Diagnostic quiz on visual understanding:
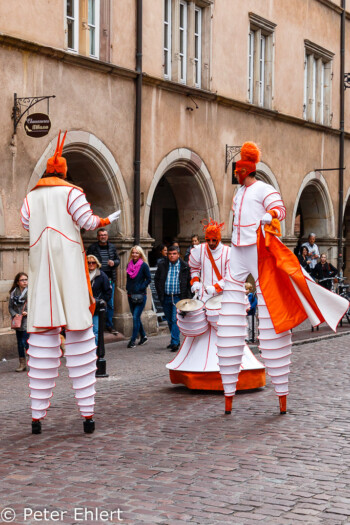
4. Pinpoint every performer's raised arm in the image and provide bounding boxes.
[67,188,120,230]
